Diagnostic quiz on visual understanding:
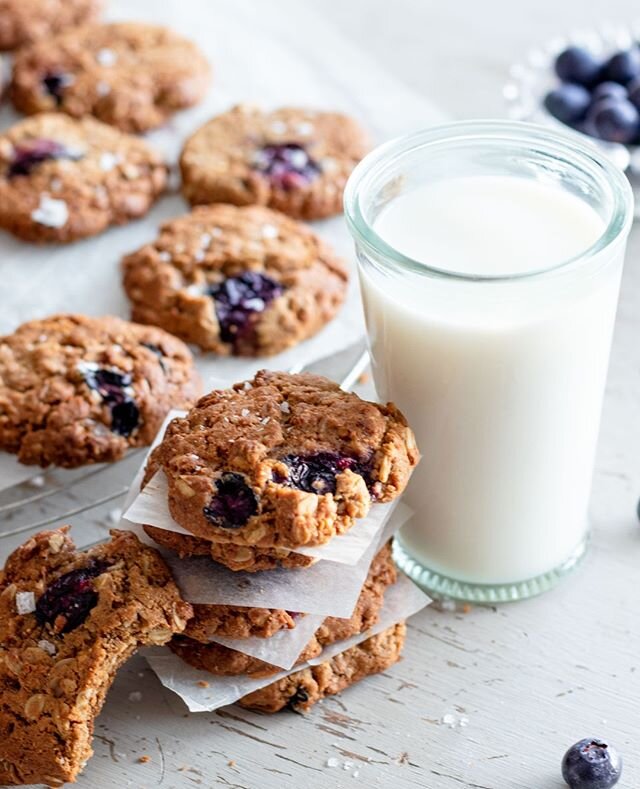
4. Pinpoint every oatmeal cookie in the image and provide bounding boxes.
[170,542,396,677]
[239,623,406,713]
[0,0,101,52]
[10,22,210,133]
[180,104,370,219]
[0,113,166,243]
[142,524,316,573]
[0,314,201,468]
[0,527,192,786]
[122,204,348,356]
[141,370,418,566]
